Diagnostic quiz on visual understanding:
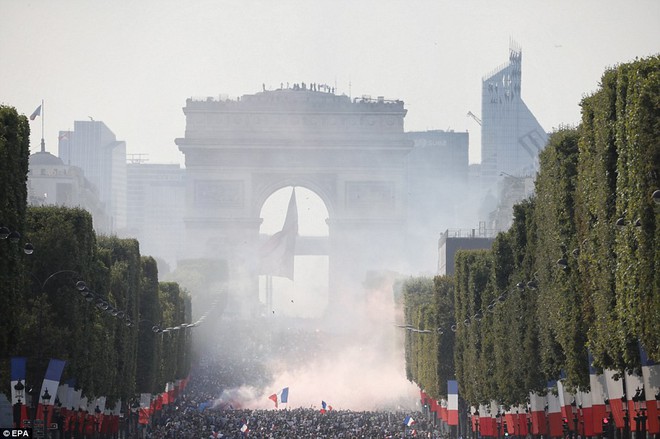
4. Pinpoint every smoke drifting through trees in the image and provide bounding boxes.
[193,283,419,411]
